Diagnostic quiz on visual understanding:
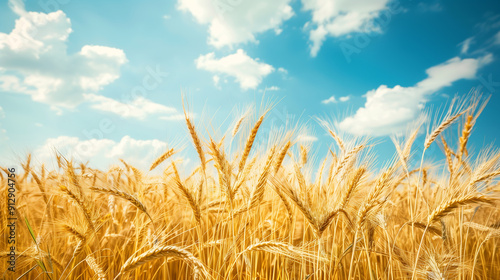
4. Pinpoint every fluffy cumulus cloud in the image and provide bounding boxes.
[302,0,393,56]
[0,1,127,109]
[196,49,274,90]
[35,135,169,170]
[178,0,293,48]
[339,55,493,136]
[84,94,178,120]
